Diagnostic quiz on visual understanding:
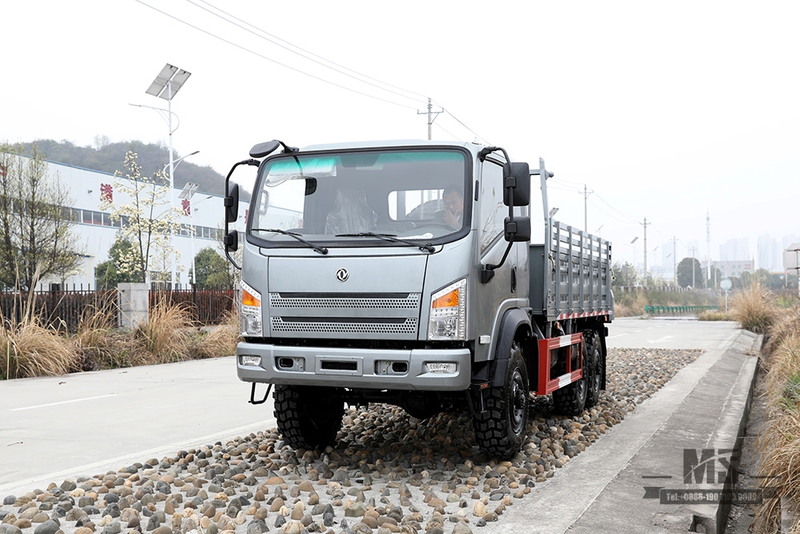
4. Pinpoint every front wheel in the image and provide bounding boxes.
[473,341,530,459]
[273,385,344,450]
